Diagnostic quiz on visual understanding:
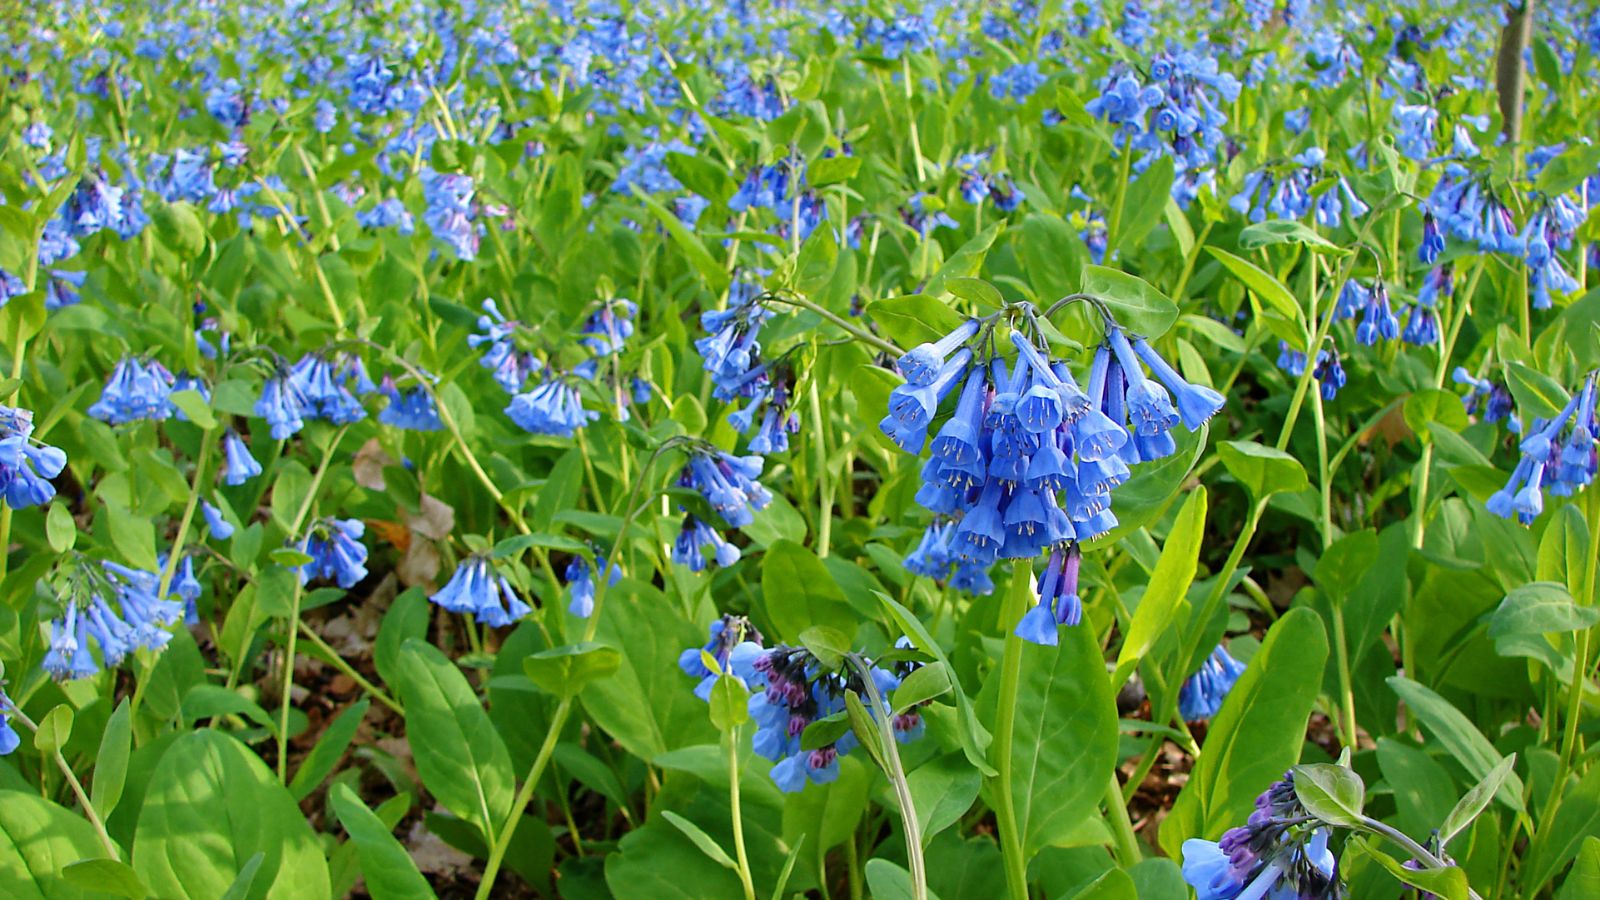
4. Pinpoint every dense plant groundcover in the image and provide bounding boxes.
[3,0,1600,897]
